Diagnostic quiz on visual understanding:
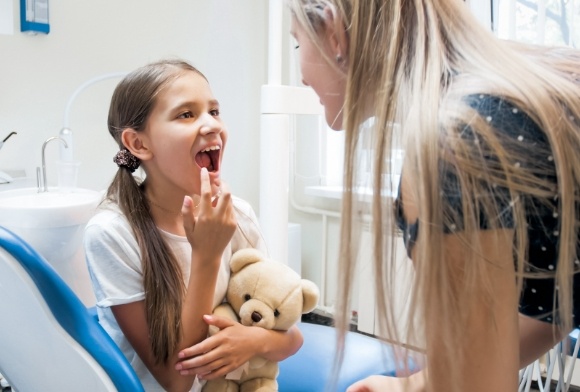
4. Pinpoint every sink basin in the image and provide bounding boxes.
[0,187,103,228]
[0,187,103,306]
